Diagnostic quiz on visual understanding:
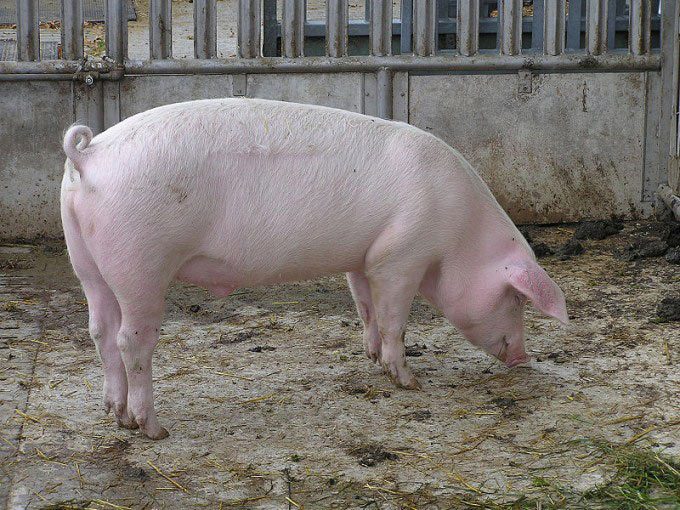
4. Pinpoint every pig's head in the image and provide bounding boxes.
[455,260,568,367]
